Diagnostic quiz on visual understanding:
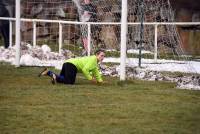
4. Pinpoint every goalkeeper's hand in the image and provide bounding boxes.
[90,78,108,85]
[96,80,108,85]
[91,78,97,84]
